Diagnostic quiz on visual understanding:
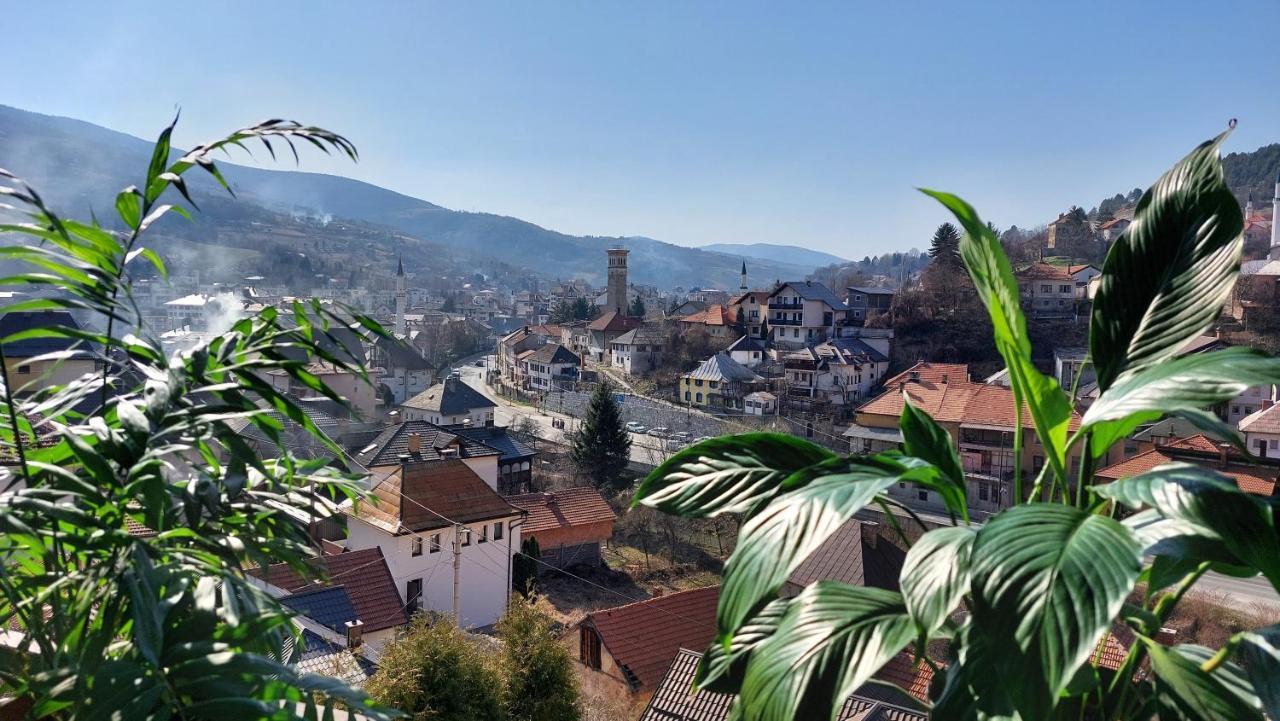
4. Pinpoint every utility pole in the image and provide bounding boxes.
[452,523,462,621]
